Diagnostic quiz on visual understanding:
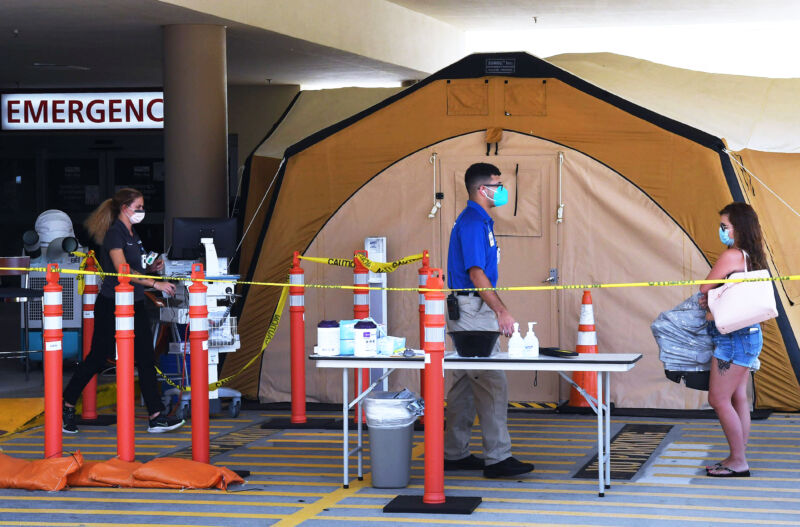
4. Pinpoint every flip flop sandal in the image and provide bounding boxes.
[705,462,724,472]
[706,466,750,478]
